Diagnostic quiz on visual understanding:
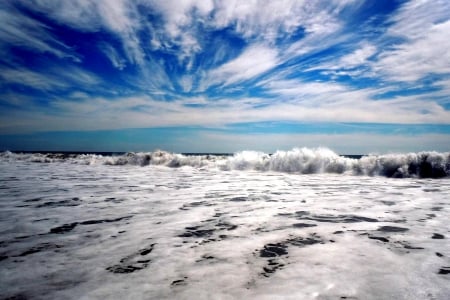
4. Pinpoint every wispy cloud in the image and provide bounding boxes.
[262,78,450,124]
[205,45,279,89]
[0,2,80,62]
[386,0,450,39]
[0,68,68,91]
[98,42,127,70]
[307,42,377,77]
[361,0,450,82]
[375,20,450,82]
[2,88,450,135]
[0,65,101,93]
[24,0,145,66]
